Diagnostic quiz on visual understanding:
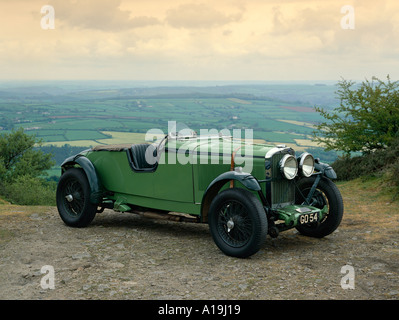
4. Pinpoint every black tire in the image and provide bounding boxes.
[208,188,268,258]
[56,168,97,227]
[295,176,344,238]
